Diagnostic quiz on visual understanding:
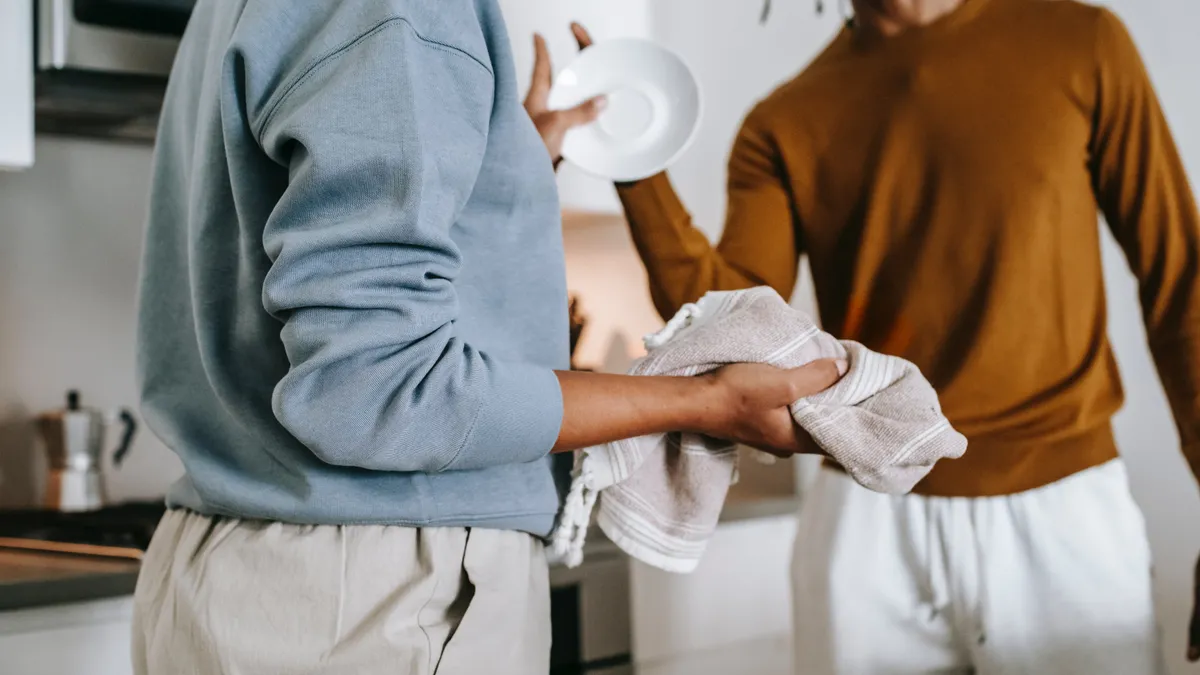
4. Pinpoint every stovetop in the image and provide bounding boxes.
[0,501,166,560]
